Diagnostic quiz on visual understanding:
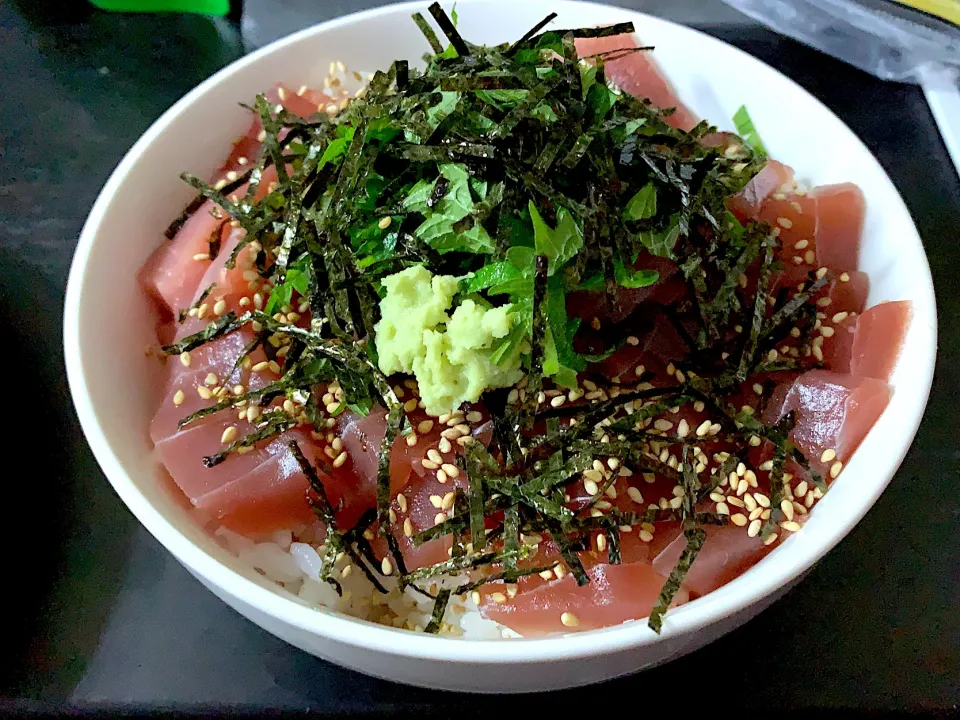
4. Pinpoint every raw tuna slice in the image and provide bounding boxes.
[205,430,319,536]
[757,192,819,268]
[729,159,794,219]
[175,226,260,341]
[811,183,865,272]
[849,300,910,381]
[480,560,671,634]
[138,200,225,317]
[763,370,891,472]
[652,524,771,599]
[574,35,698,131]
[217,84,332,181]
